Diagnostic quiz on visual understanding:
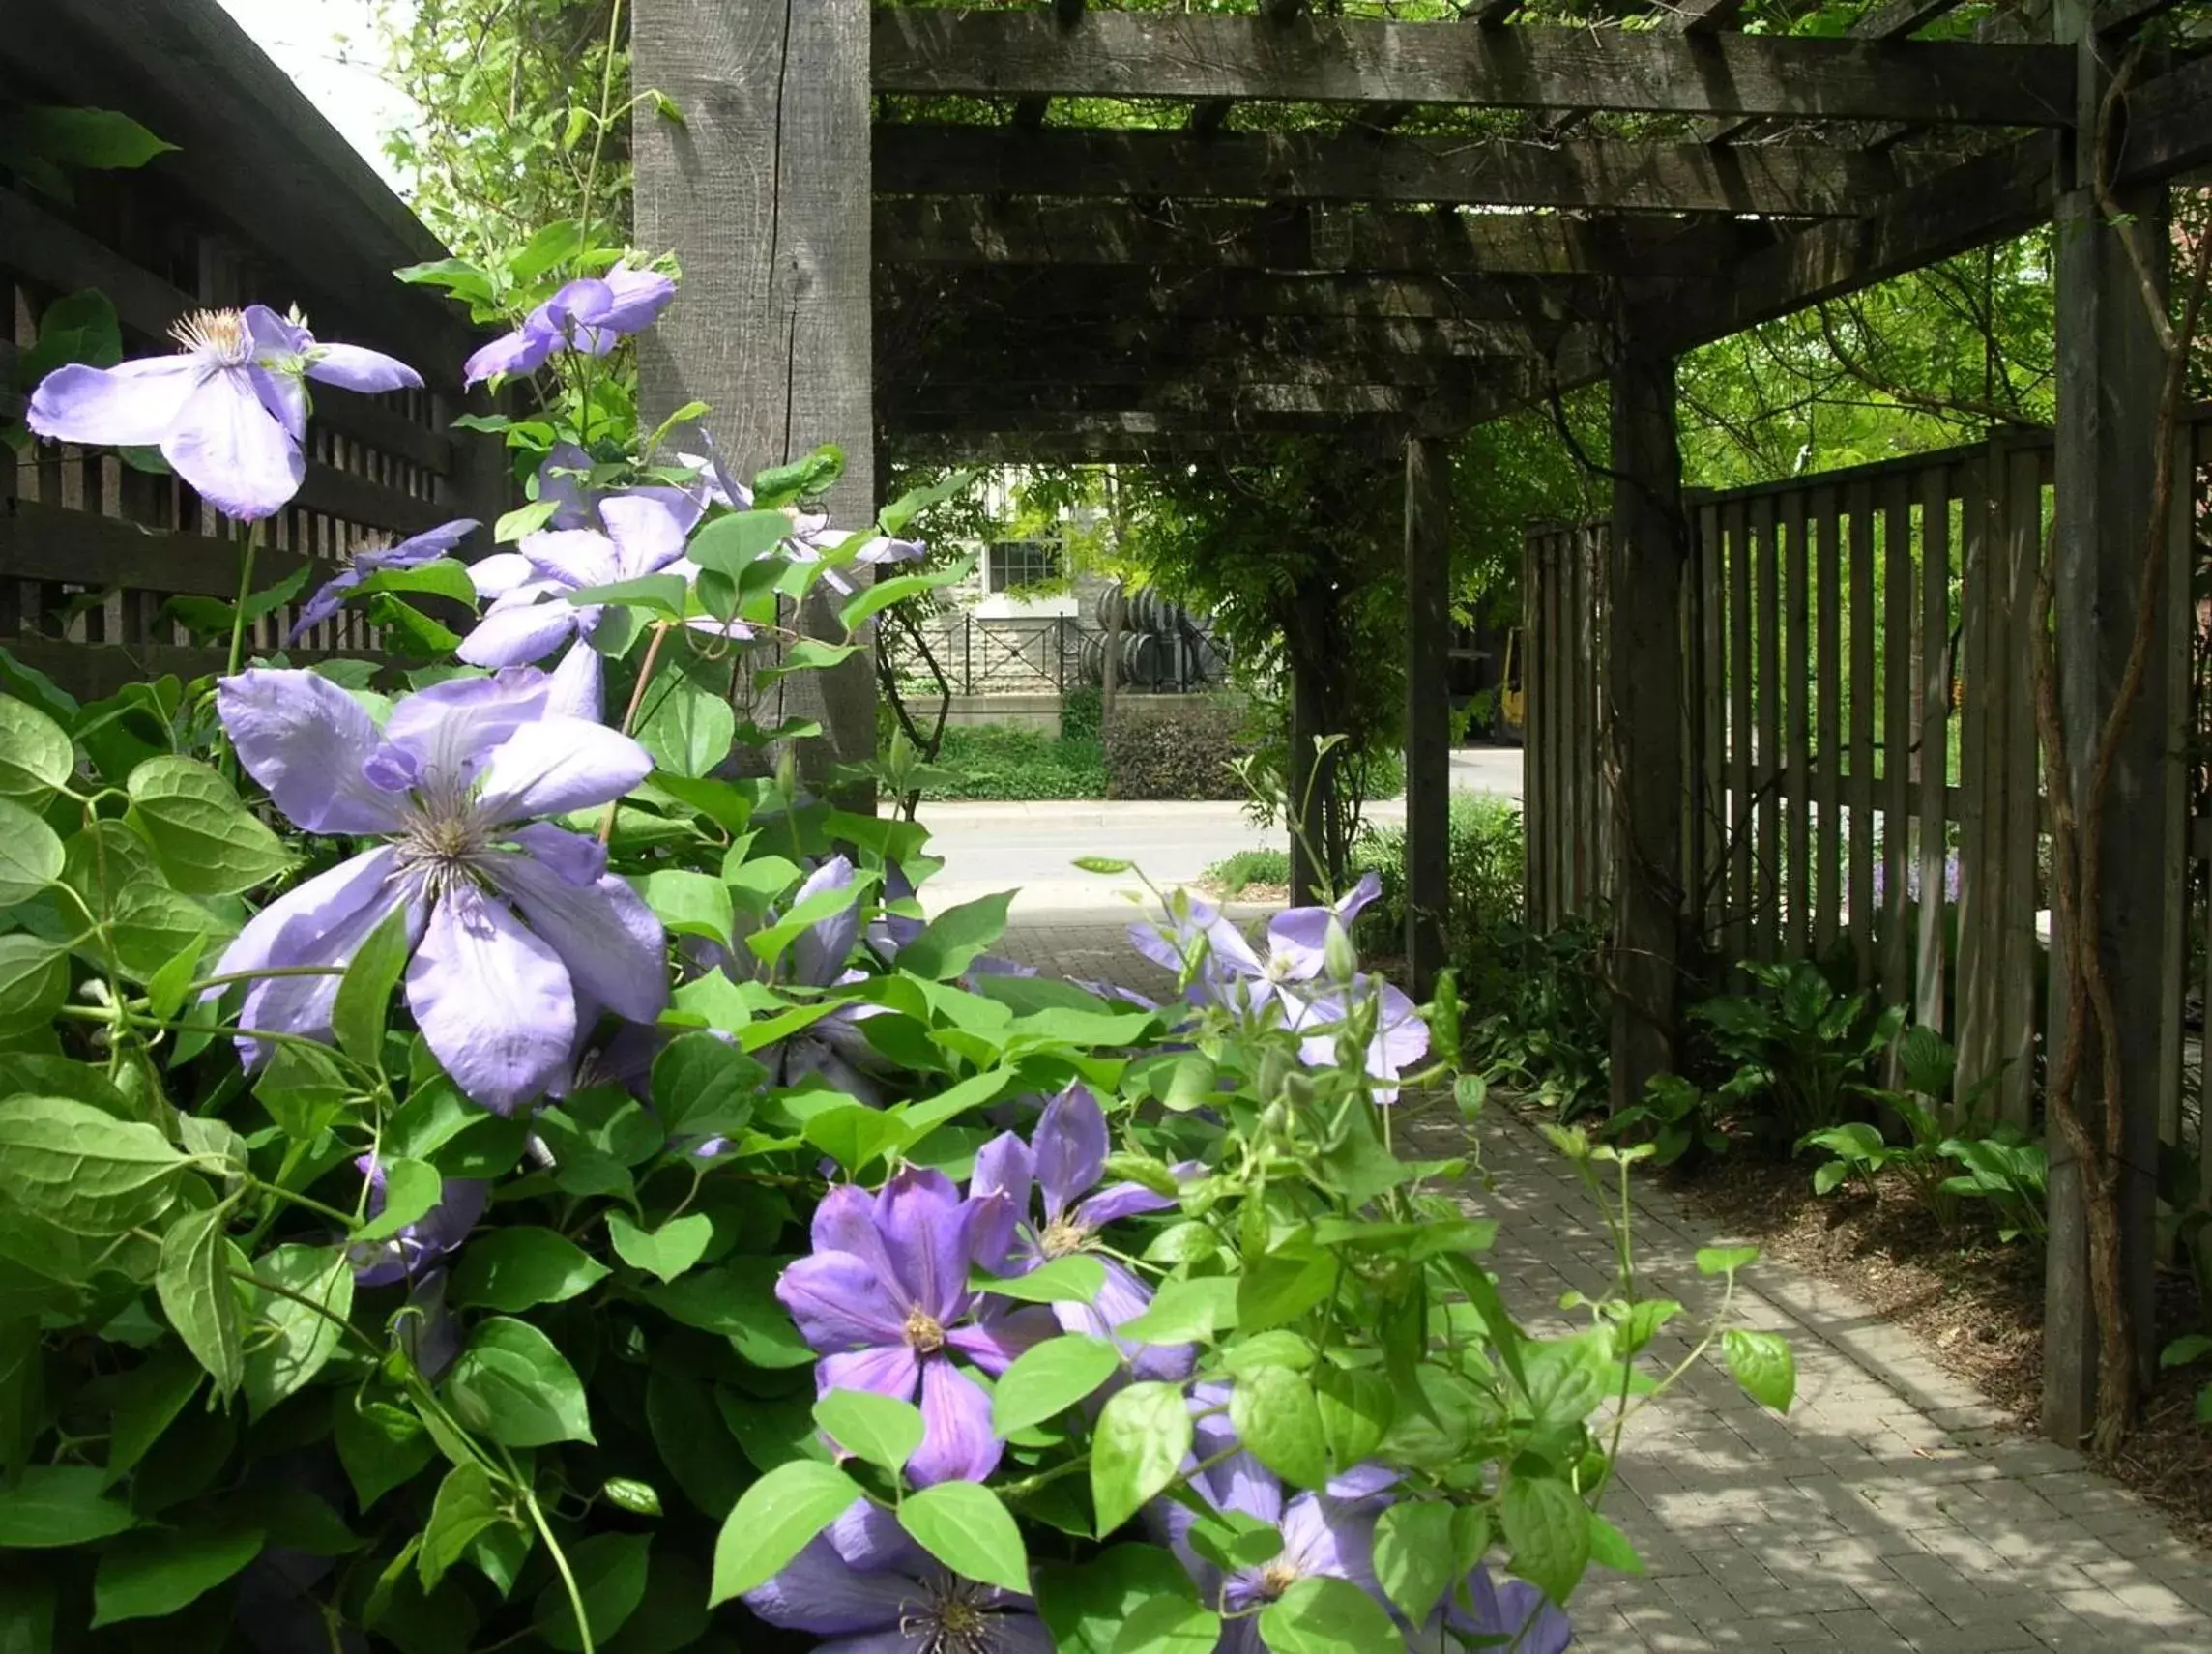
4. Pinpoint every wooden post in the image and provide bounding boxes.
[1404,435,1452,1000]
[632,0,877,798]
[2044,0,2173,1443]
[1607,345,1688,1113]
